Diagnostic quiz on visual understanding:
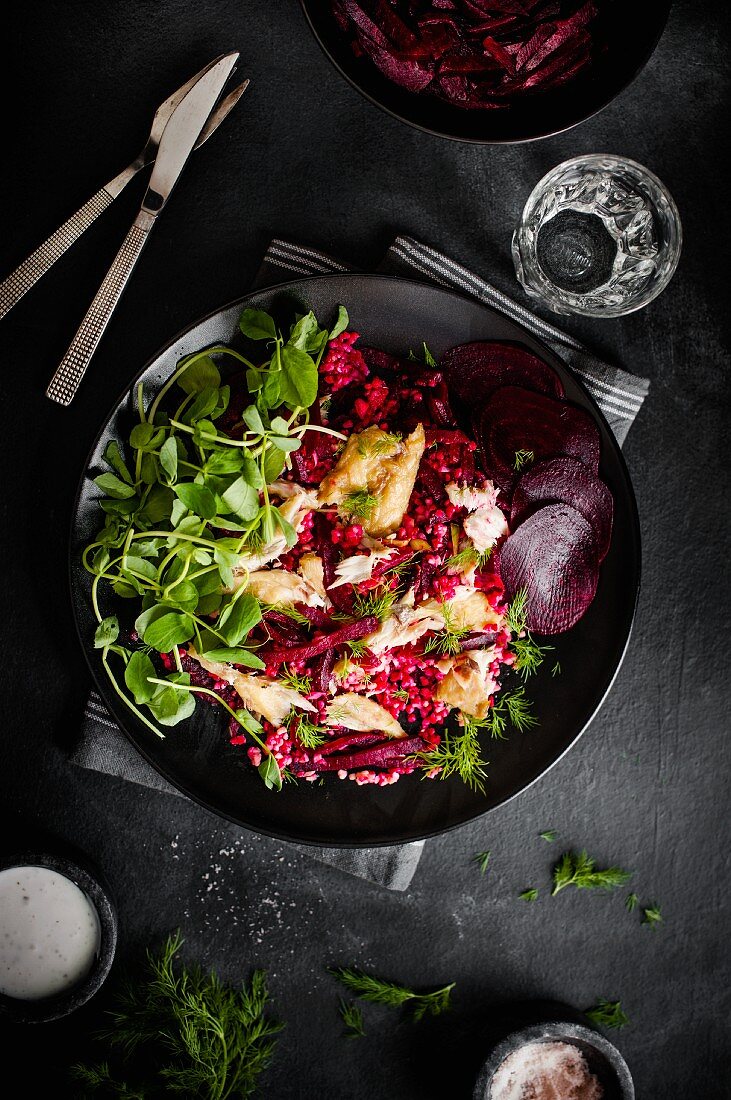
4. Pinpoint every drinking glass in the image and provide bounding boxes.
[512,154,682,318]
